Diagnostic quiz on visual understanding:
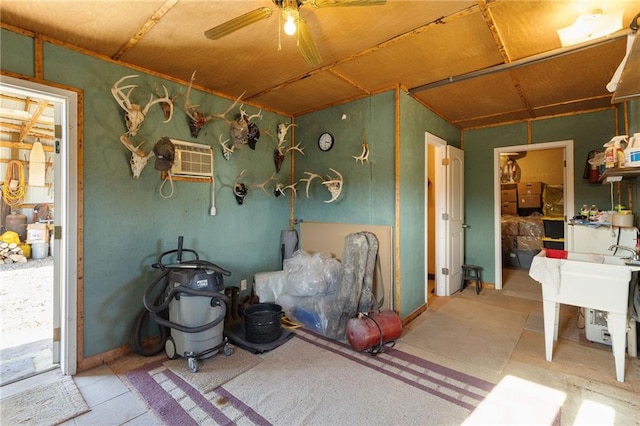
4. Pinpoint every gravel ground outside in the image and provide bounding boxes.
[0,258,53,349]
